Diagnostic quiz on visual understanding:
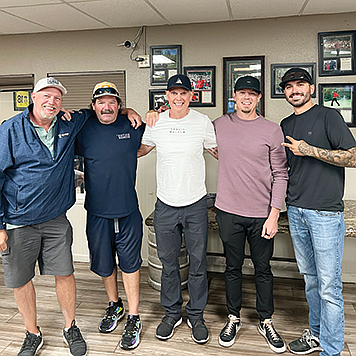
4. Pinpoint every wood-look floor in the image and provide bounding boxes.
[0,262,355,355]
